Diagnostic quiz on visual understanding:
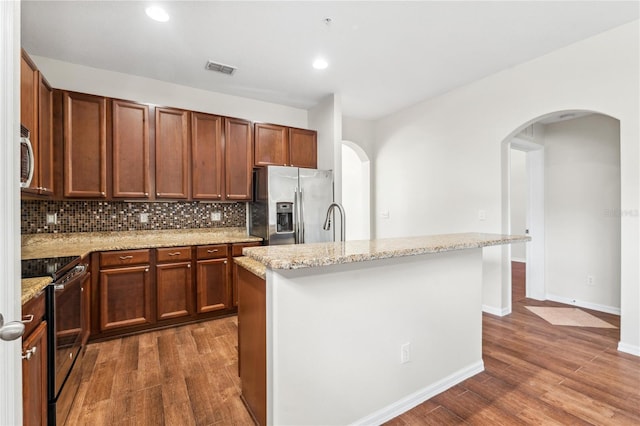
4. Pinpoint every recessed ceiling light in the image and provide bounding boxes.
[313,58,328,70]
[145,6,169,22]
